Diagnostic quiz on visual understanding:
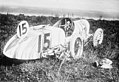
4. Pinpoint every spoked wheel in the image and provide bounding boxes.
[59,18,74,37]
[70,35,83,59]
[93,28,103,47]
